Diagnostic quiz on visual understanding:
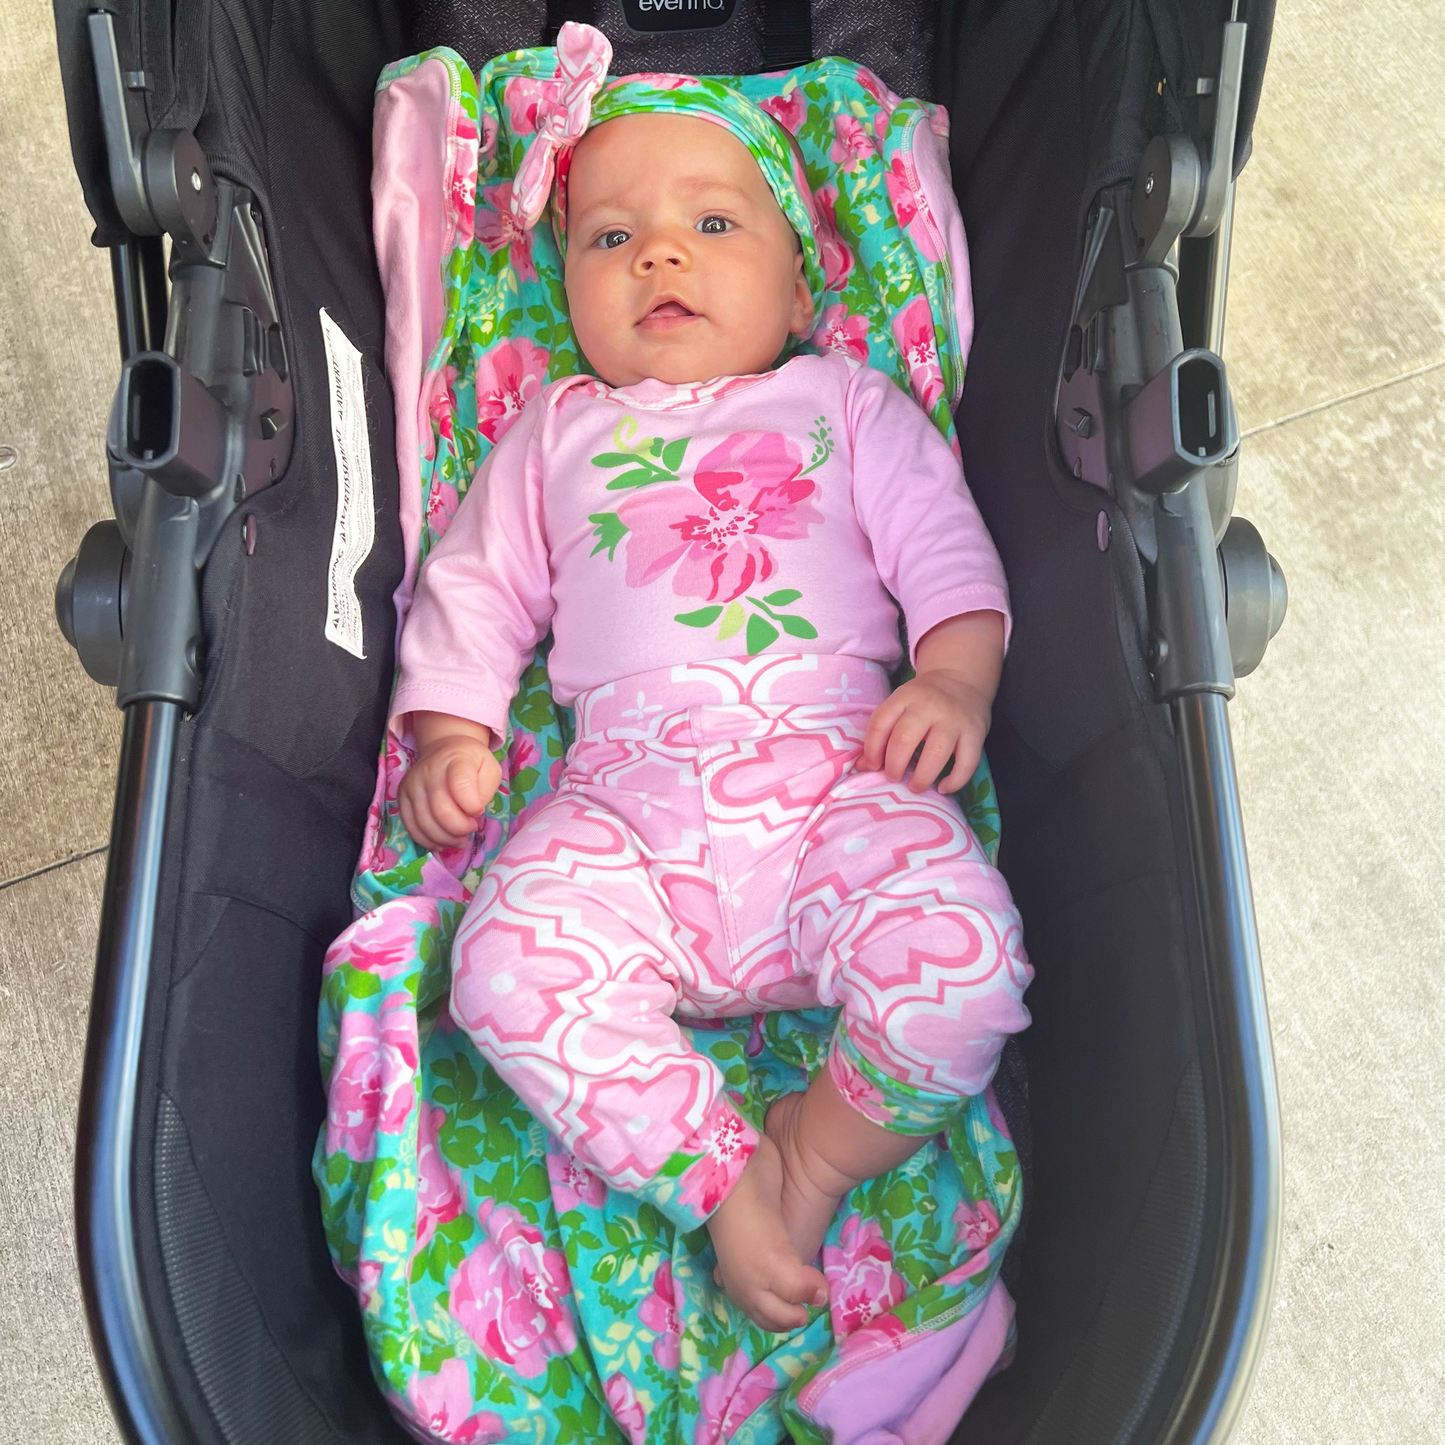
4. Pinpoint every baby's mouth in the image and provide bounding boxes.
[638,299,700,332]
